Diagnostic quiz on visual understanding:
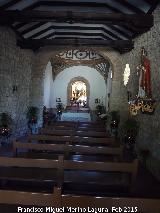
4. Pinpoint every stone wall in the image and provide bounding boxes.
[101,50,129,125]
[121,5,160,180]
[0,27,34,137]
